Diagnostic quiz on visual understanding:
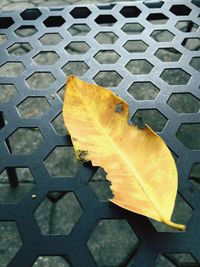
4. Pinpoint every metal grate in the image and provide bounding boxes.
[0,1,200,266]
